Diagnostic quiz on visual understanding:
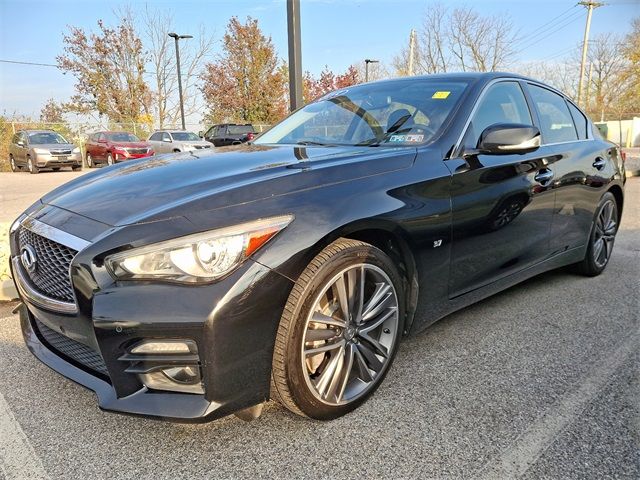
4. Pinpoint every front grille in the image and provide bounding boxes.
[34,318,109,377]
[126,147,148,154]
[18,228,77,303]
[50,149,72,156]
